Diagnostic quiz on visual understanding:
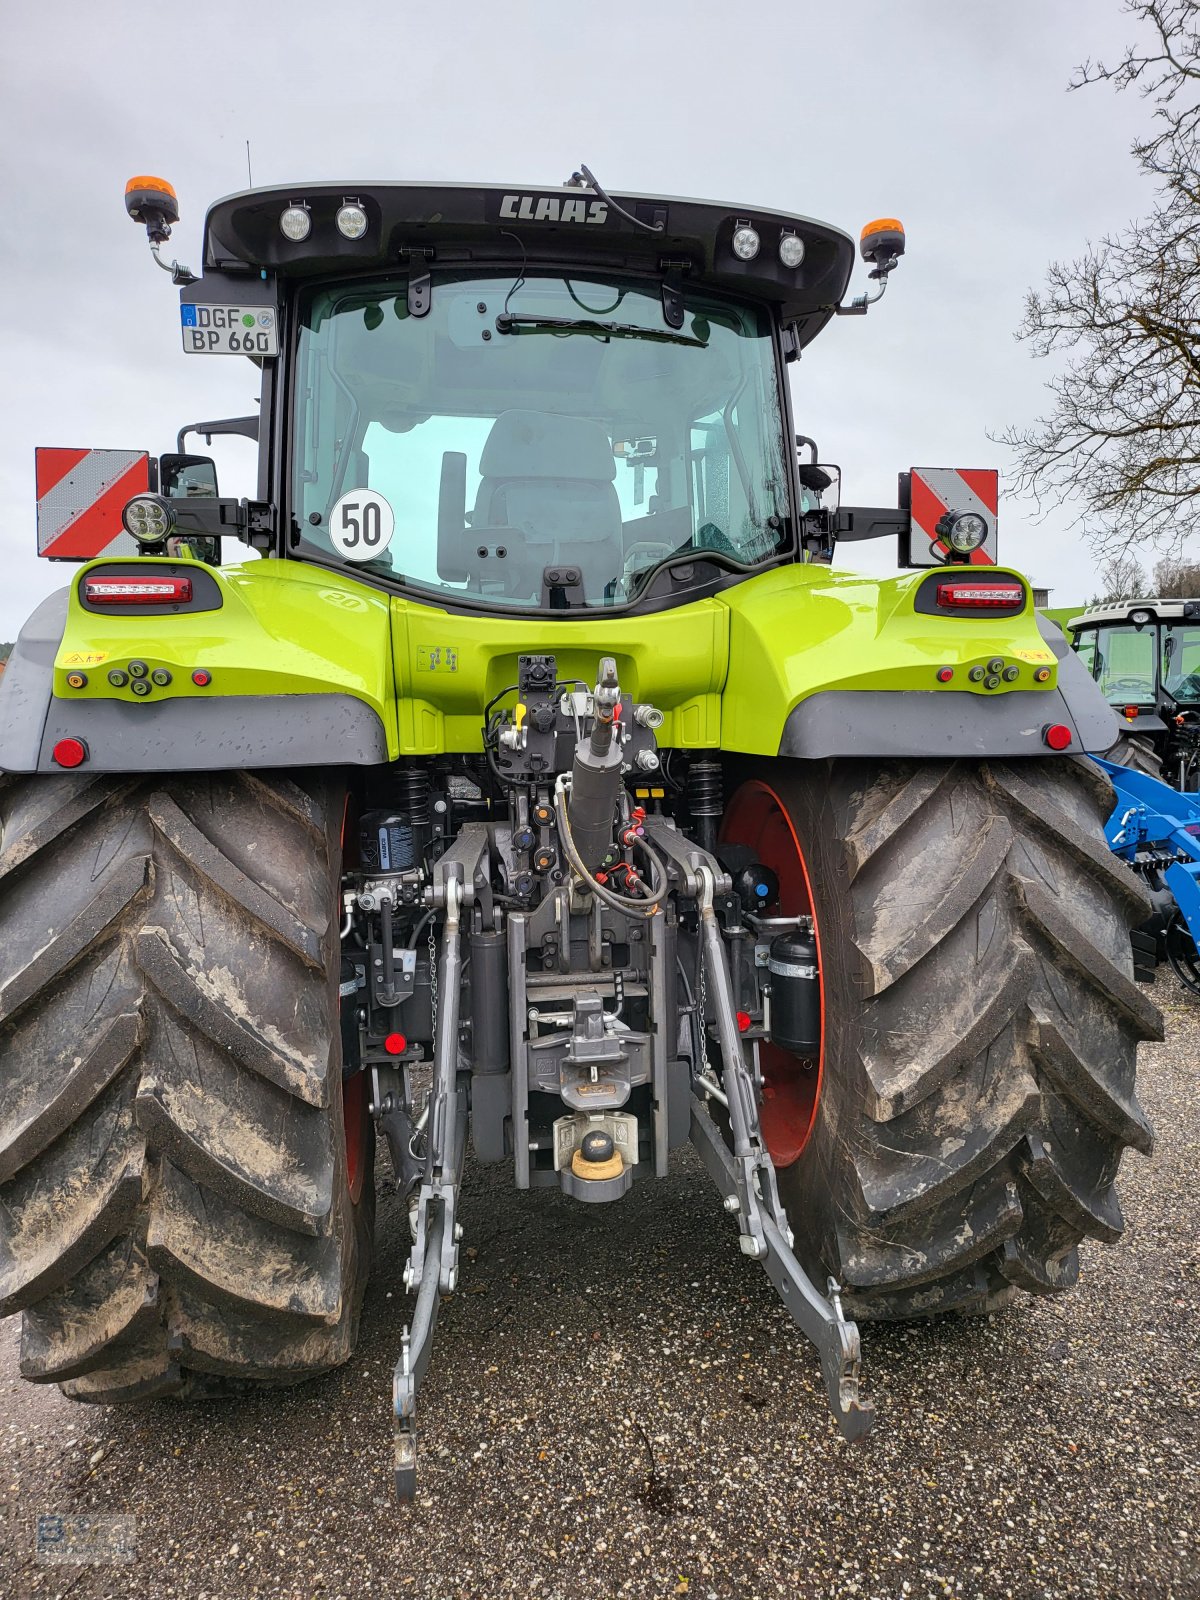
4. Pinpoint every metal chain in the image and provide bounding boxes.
[428,922,439,1040]
[697,939,709,1069]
